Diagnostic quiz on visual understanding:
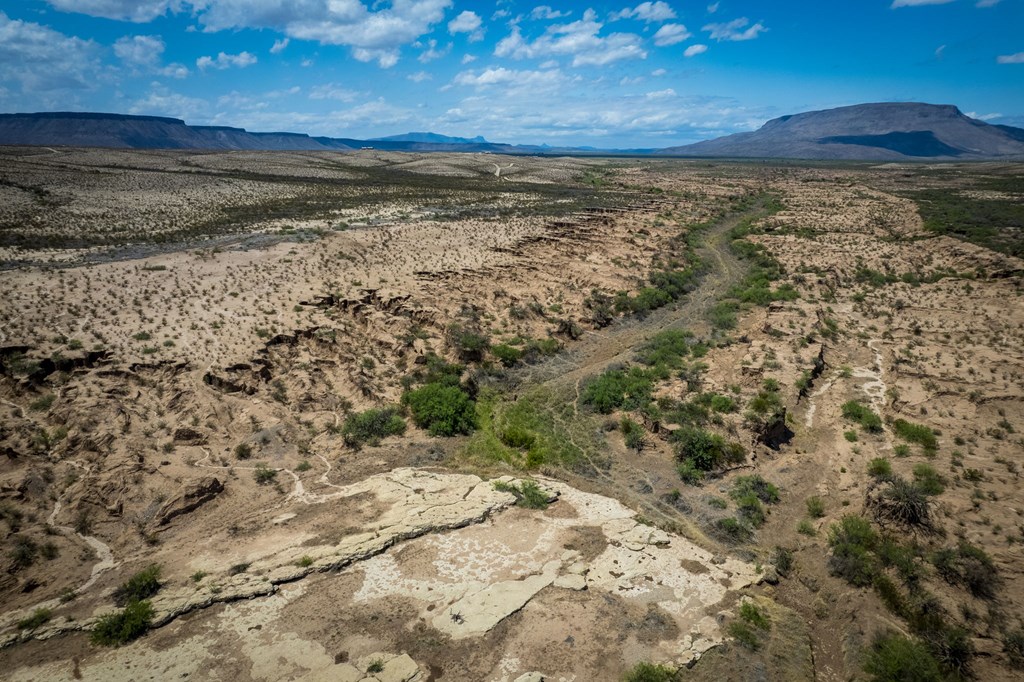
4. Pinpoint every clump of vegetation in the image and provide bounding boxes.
[867,457,893,479]
[828,515,879,587]
[582,366,656,414]
[340,407,406,448]
[806,496,826,518]
[113,564,162,607]
[234,443,252,460]
[403,383,476,436]
[863,632,945,682]
[17,607,52,631]
[892,418,938,453]
[253,464,277,485]
[931,542,1000,600]
[729,475,780,528]
[872,476,931,528]
[620,416,646,452]
[493,480,550,509]
[841,400,883,433]
[673,427,745,484]
[912,463,945,496]
[90,600,154,647]
[622,662,677,682]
